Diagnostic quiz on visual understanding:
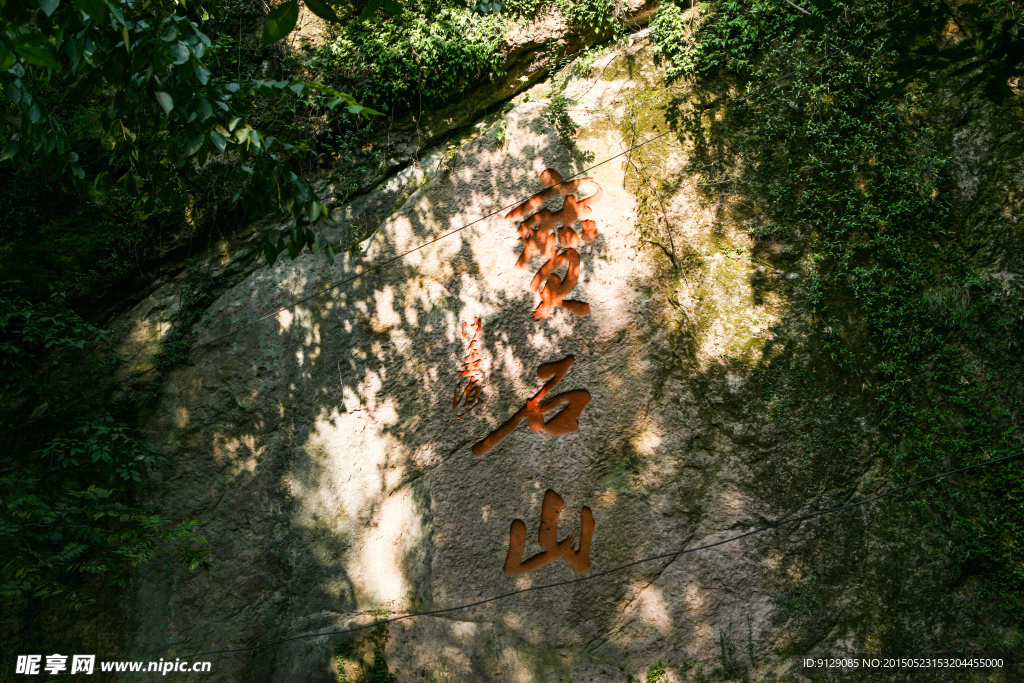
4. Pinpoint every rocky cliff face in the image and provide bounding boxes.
[116,35,1020,683]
